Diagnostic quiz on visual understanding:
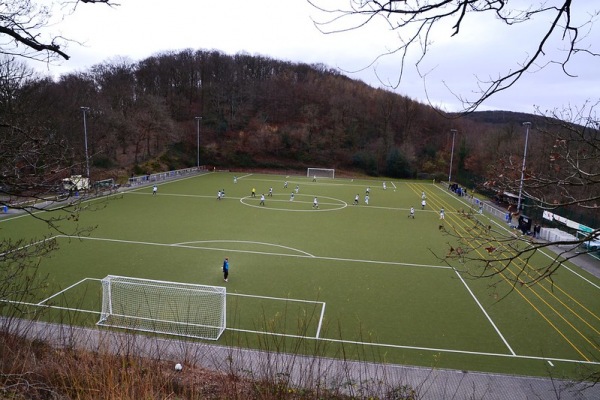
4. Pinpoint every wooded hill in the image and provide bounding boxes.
[0,49,549,185]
